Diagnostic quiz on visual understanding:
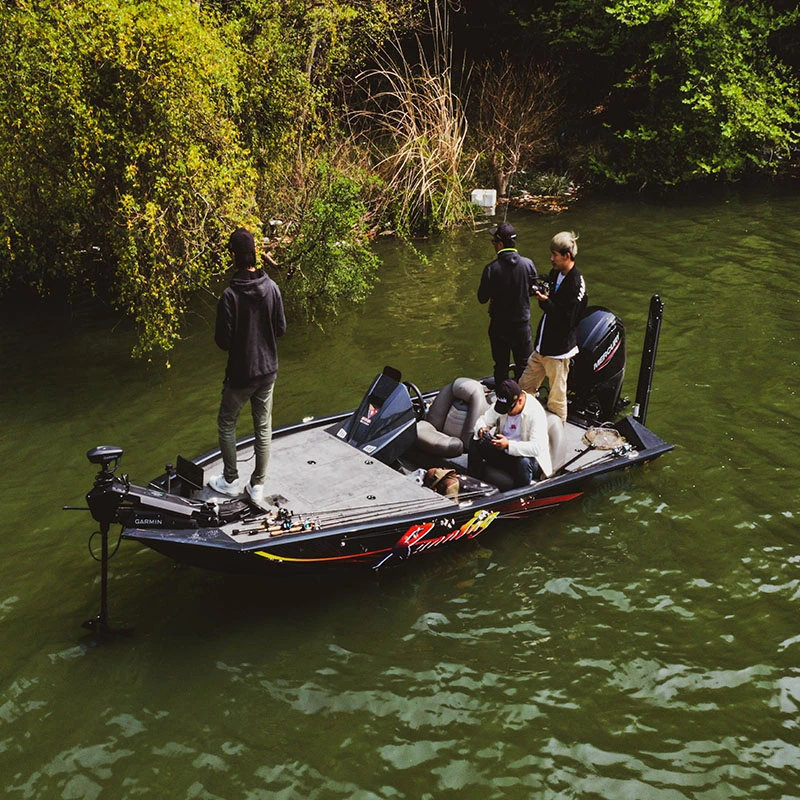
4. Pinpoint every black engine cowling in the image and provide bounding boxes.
[568,306,627,422]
